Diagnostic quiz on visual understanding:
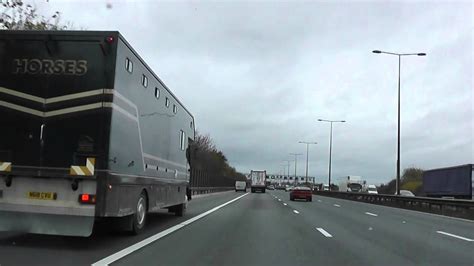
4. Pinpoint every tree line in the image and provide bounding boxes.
[189,133,247,186]
[378,167,423,195]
